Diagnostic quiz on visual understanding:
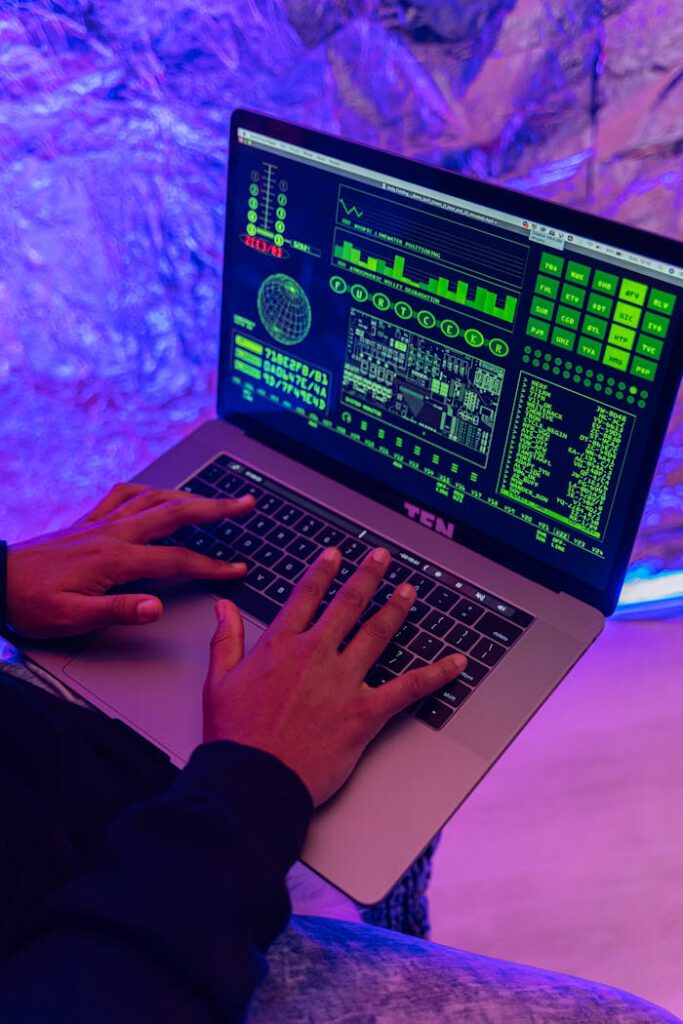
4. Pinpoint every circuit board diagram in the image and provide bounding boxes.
[341,310,505,467]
